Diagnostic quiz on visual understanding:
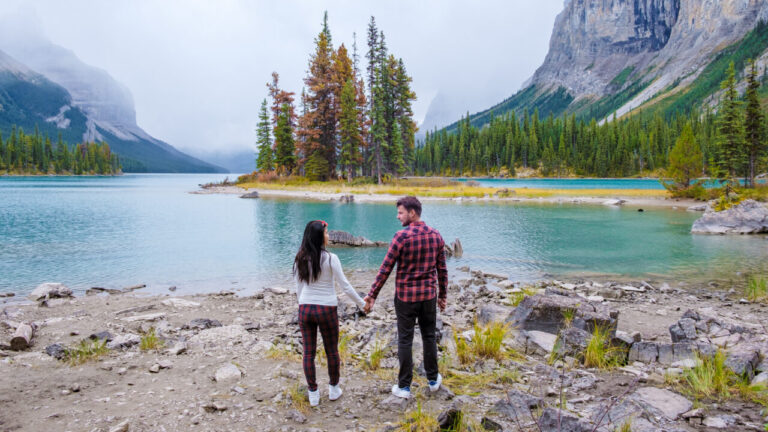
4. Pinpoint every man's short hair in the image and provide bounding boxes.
[396,196,422,216]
